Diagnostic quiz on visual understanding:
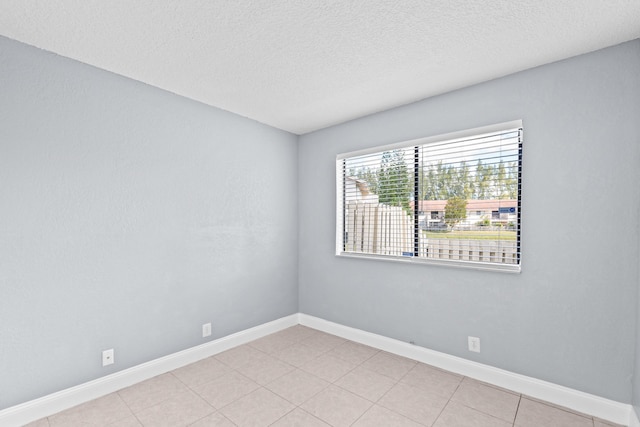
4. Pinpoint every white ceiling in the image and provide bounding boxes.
[1,1,639,134]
